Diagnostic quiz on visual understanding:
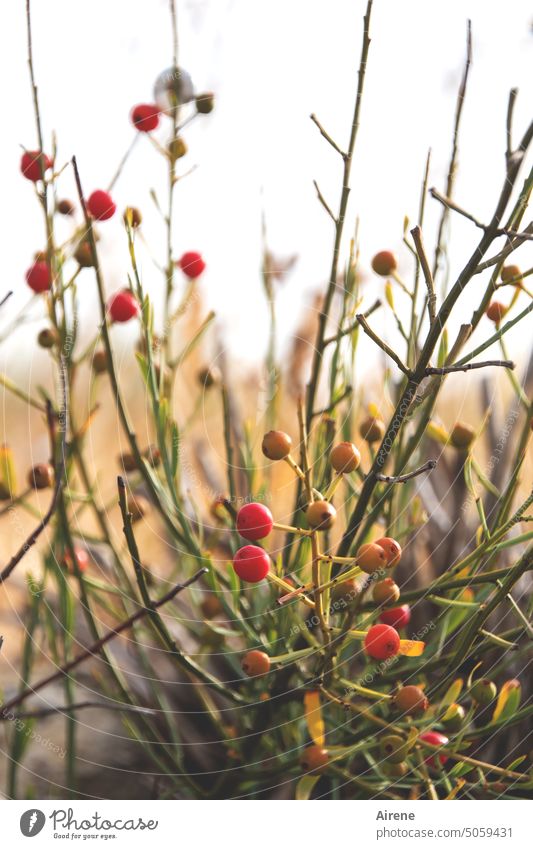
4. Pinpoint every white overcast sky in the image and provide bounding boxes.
[1,0,532,364]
